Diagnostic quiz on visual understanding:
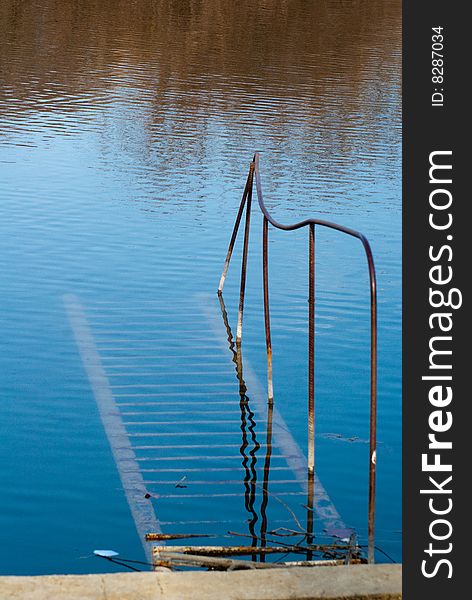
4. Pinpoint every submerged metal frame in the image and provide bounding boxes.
[218,152,378,563]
